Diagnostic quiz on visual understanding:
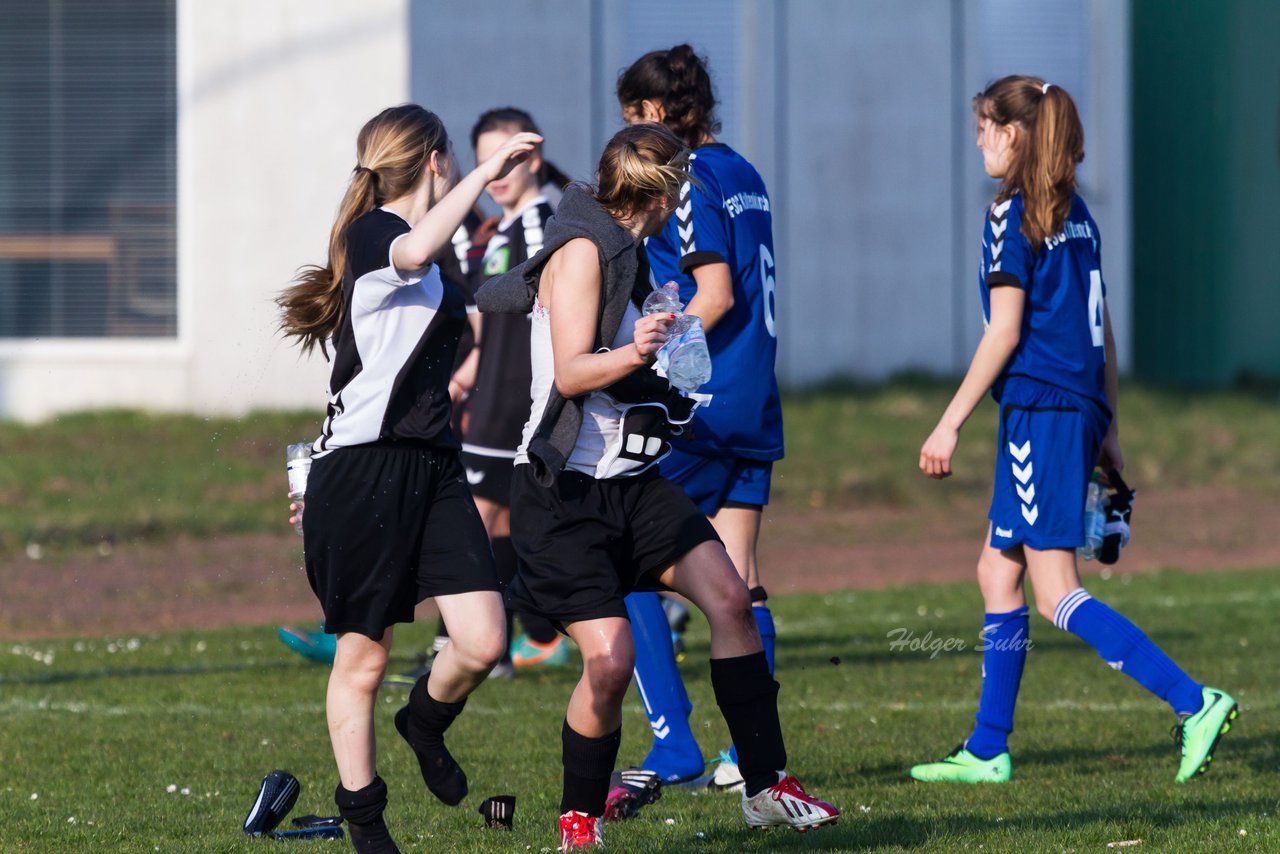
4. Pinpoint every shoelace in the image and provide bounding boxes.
[771,776,808,801]
[1170,714,1191,751]
[711,749,734,766]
